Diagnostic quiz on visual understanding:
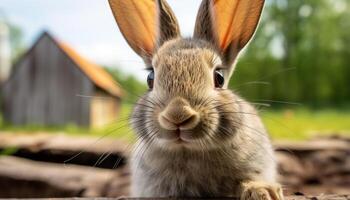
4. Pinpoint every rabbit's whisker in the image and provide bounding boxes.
[63,118,133,166]
[253,99,301,106]
[233,81,271,89]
